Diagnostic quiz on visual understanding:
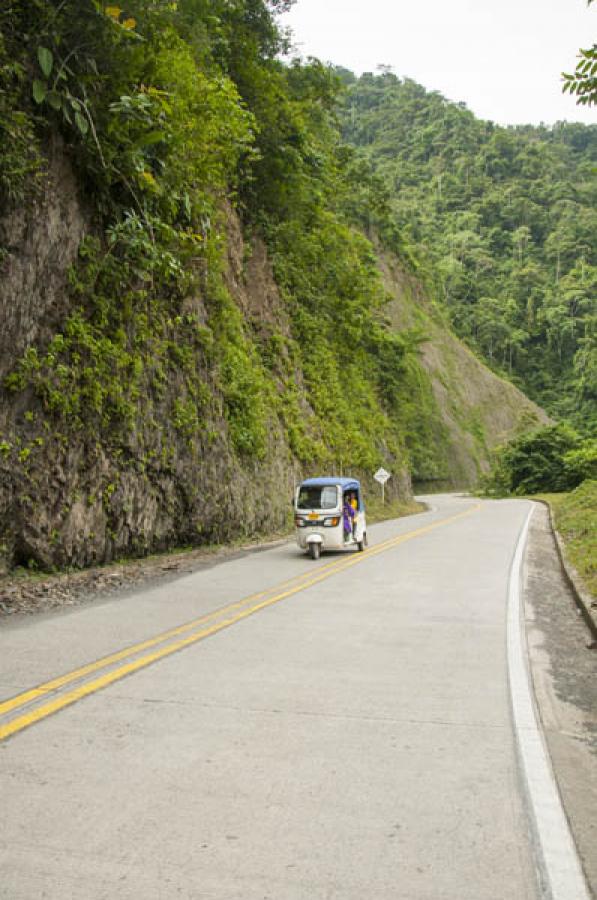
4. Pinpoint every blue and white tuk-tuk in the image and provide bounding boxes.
[294,477,368,560]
